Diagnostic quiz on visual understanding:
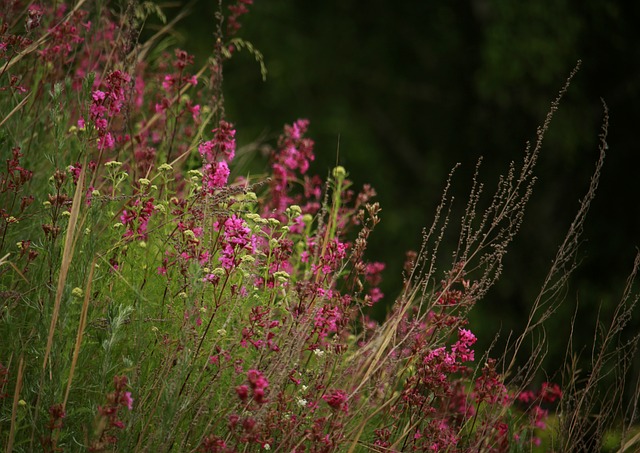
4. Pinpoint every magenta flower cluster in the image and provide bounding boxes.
[82,69,131,150]
[236,369,269,404]
[90,375,133,450]
[217,214,256,271]
[264,119,318,216]
[322,389,348,412]
[200,121,236,192]
[120,198,155,241]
